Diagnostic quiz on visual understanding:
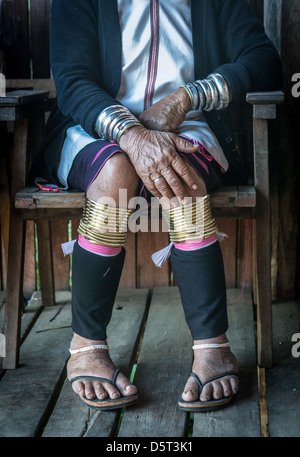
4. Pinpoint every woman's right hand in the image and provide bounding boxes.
[118,125,199,202]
